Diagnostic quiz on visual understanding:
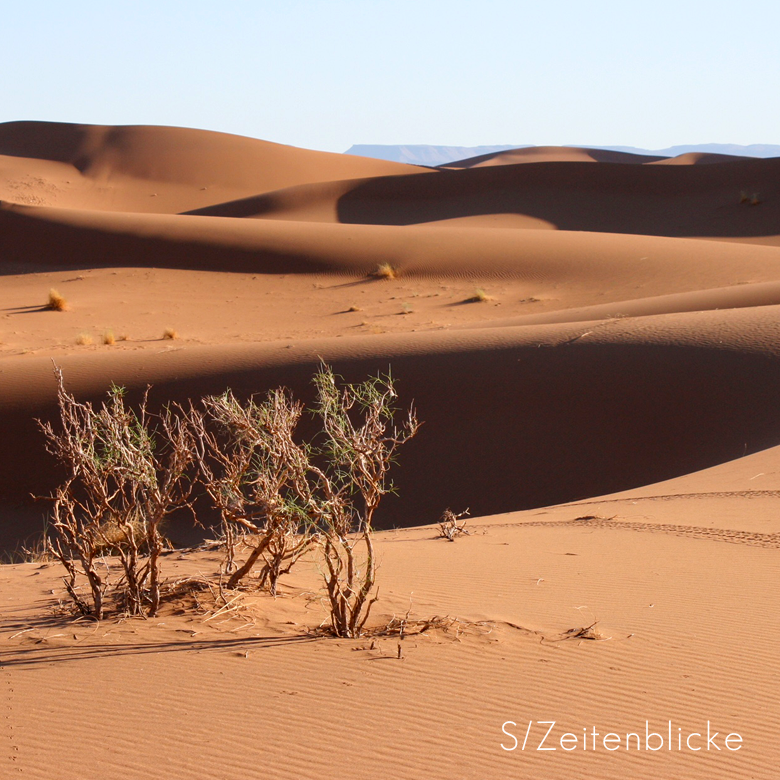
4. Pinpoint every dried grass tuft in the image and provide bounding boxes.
[46,289,69,311]
[465,288,493,303]
[372,263,397,280]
